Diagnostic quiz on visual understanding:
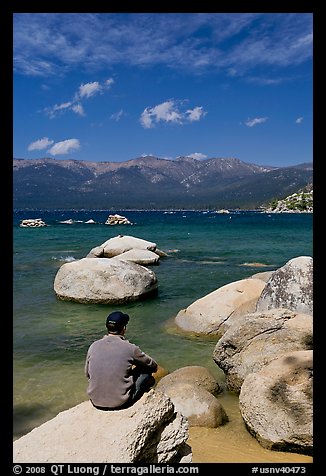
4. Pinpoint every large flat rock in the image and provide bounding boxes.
[13,390,191,463]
